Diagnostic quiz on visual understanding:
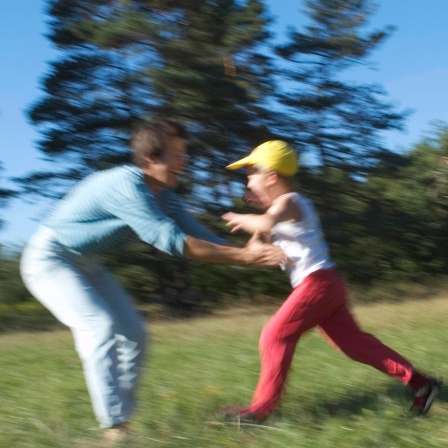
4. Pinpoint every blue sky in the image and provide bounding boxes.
[1,0,448,250]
